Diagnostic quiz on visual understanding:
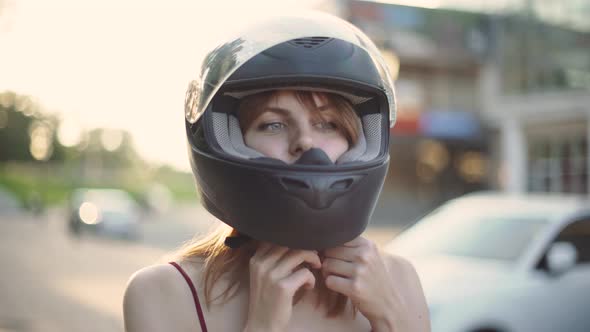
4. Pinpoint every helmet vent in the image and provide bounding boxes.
[329,179,354,190]
[280,177,310,190]
[289,37,332,49]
